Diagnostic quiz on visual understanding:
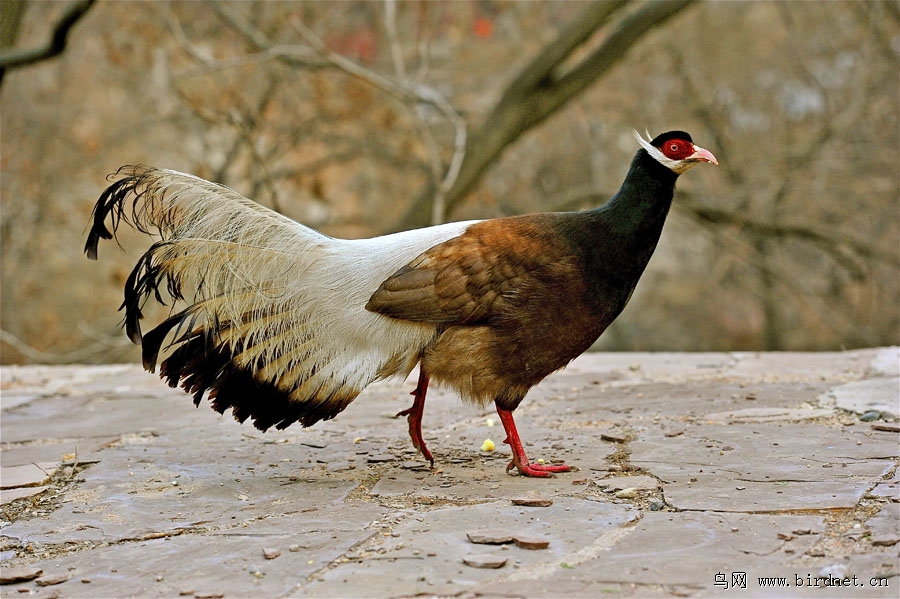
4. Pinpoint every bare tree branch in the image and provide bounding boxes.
[498,0,629,105]
[668,10,895,350]
[383,0,407,80]
[677,201,899,270]
[234,77,284,211]
[206,0,328,70]
[287,12,468,225]
[852,1,900,67]
[381,0,466,224]
[169,5,325,77]
[193,2,473,230]
[0,0,95,85]
[396,0,696,230]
